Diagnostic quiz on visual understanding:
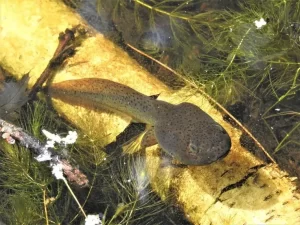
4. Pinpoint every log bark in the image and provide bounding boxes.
[0,0,299,224]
